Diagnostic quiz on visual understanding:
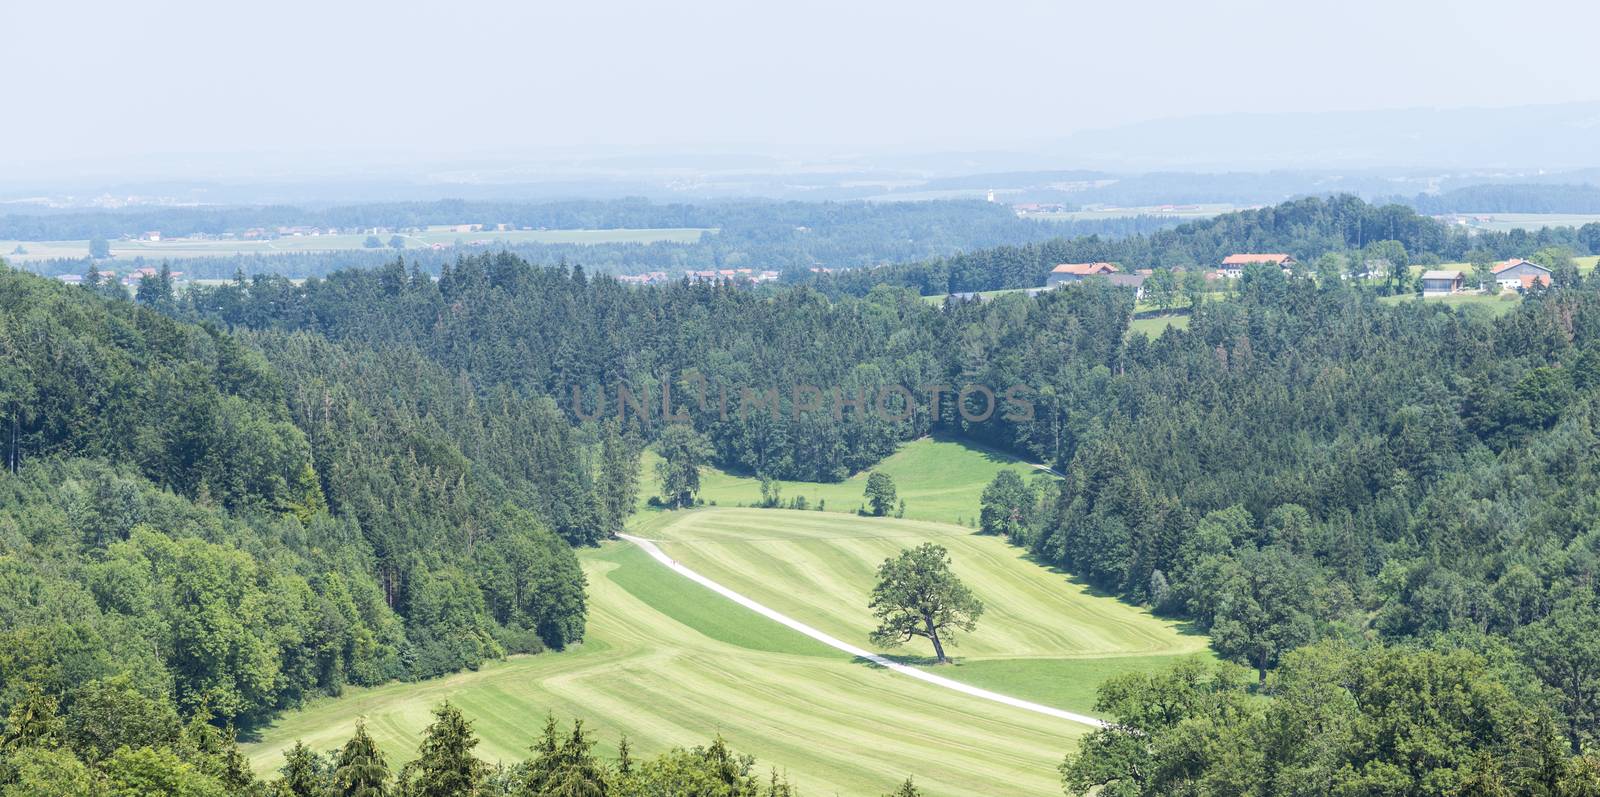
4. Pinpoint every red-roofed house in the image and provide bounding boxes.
[1492,258,1552,291]
[1220,253,1296,279]
[1045,262,1119,288]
